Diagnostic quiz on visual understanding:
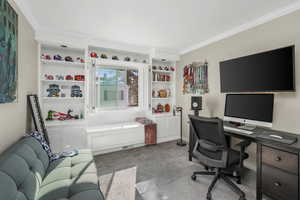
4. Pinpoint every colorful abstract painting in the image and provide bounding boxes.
[0,0,18,103]
[183,62,209,95]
